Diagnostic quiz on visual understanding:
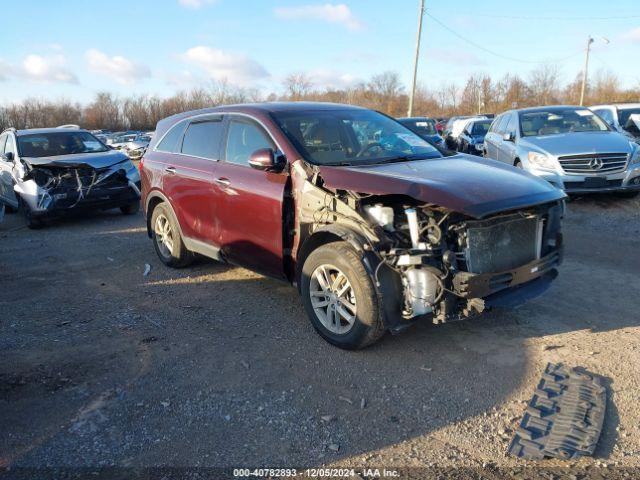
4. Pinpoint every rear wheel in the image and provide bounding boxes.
[515,160,524,169]
[150,203,193,268]
[300,241,385,349]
